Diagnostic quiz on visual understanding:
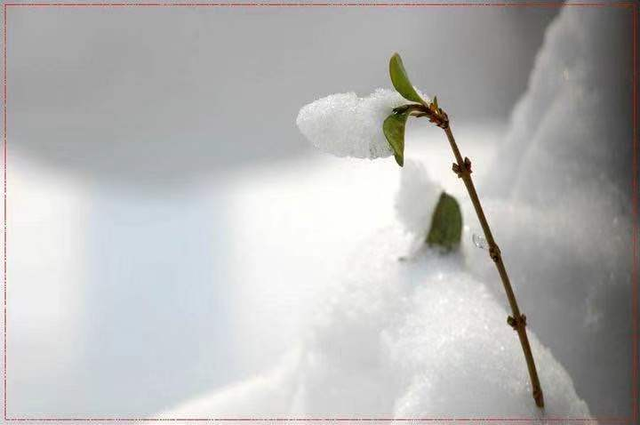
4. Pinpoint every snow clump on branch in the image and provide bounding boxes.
[296,89,428,160]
